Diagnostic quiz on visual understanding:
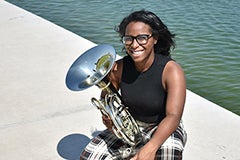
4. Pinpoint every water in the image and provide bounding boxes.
[6,0,240,115]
